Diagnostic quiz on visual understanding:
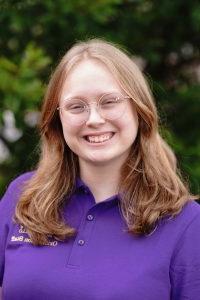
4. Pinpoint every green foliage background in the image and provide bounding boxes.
[0,0,200,197]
